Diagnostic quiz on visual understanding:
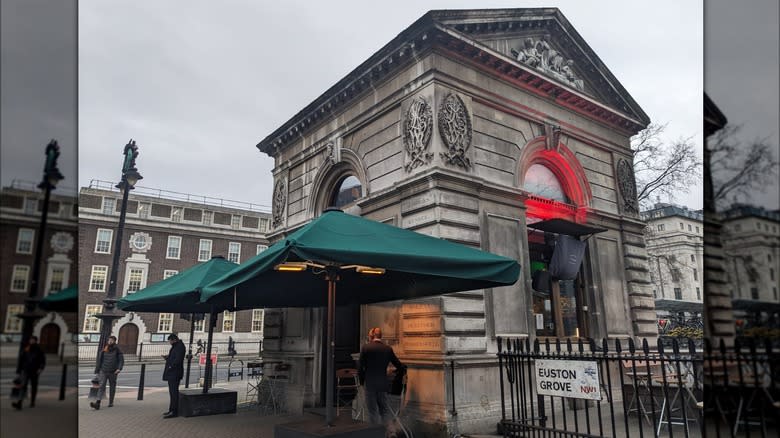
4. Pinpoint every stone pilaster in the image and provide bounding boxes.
[621,224,658,339]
